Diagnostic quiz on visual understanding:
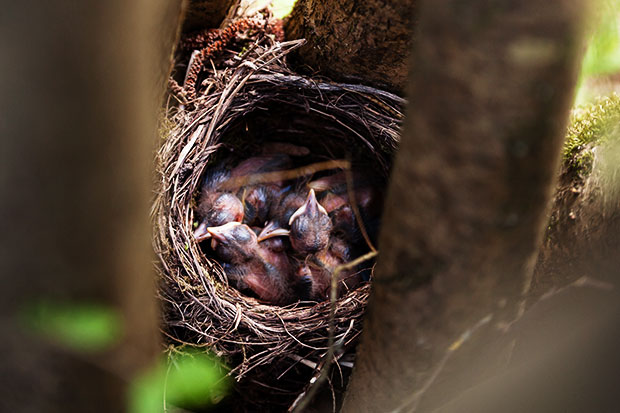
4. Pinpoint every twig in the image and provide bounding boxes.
[344,159,377,253]
[290,251,378,413]
[220,159,351,190]
[393,314,494,413]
